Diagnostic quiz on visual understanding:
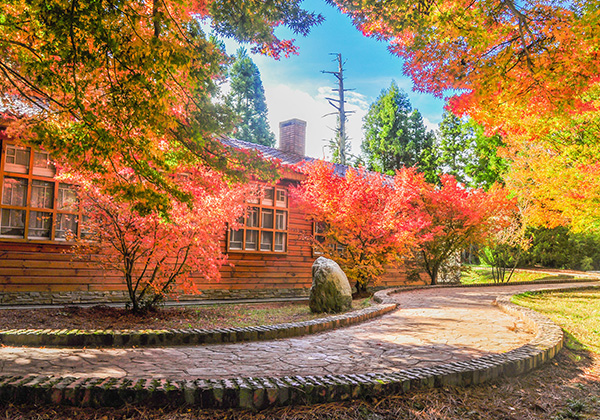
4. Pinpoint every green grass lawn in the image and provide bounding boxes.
[512,288,600,354]
[460,266,576,285]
